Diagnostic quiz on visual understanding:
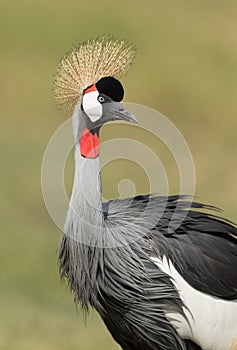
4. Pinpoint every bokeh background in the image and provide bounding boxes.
[1,0,237,349]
